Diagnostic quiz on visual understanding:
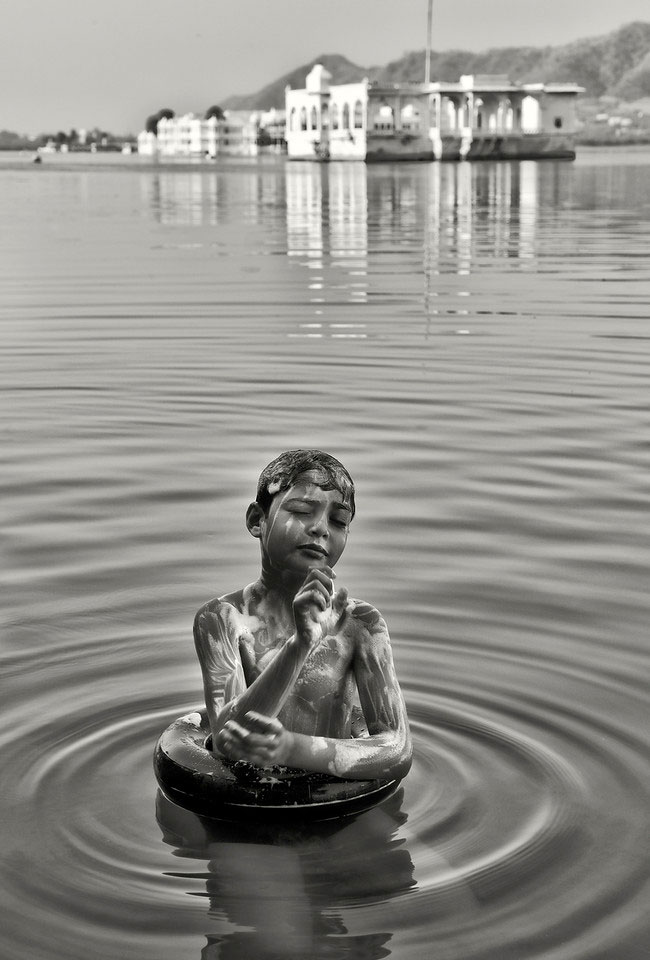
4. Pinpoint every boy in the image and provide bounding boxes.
[193,449,412,782]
